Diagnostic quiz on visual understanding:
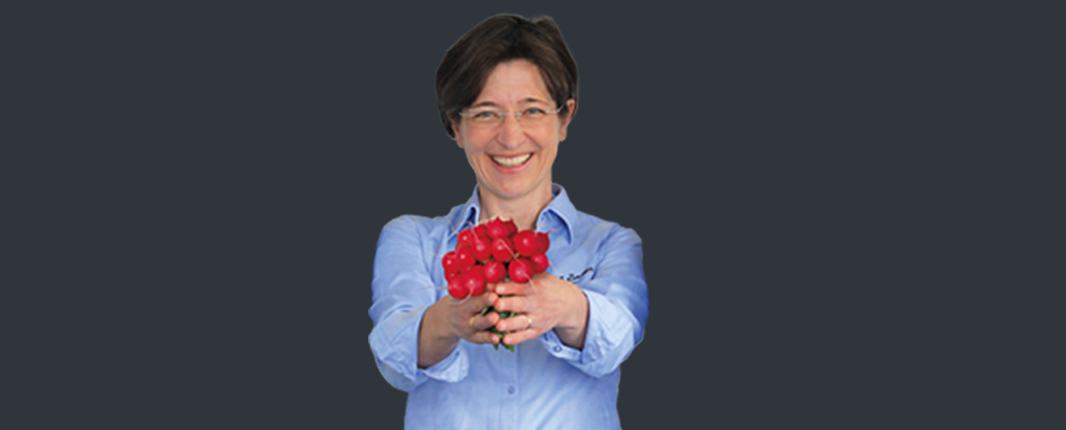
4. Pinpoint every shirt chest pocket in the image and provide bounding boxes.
[551,259,596,287]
